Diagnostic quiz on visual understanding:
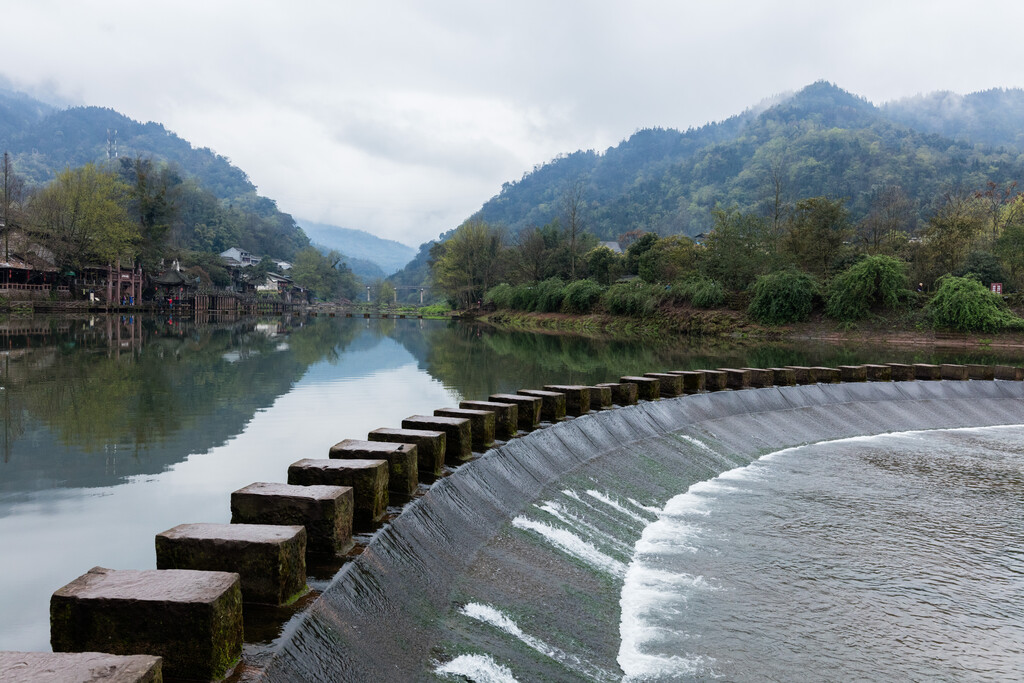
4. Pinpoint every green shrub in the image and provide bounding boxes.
[561,279,606,314]
[672,275,726,309]
[826,255,909,321]
[748,270,819,324]
[926,275,1024,332]
[600,281,661,317]
[484,283,514,309]
[419,303,451,316]
[535,278,567,313]
[509,283,538,311]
